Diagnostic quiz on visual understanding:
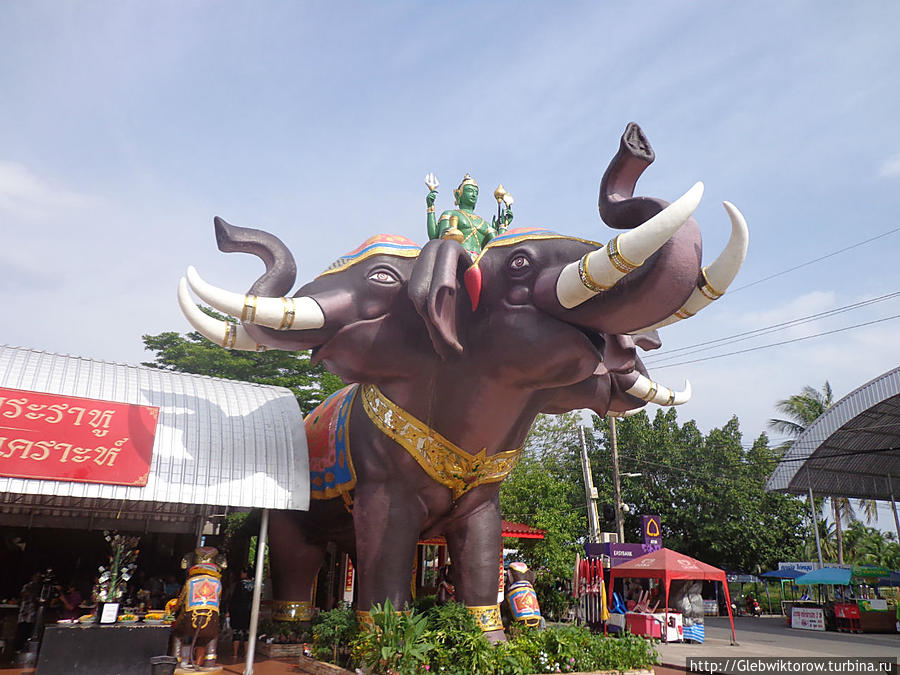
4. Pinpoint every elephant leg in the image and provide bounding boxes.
[172,635,184,665]
[352,483,426,616]
[203,636,217,666]
[269,509,327,622]
[444,497,505,642]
